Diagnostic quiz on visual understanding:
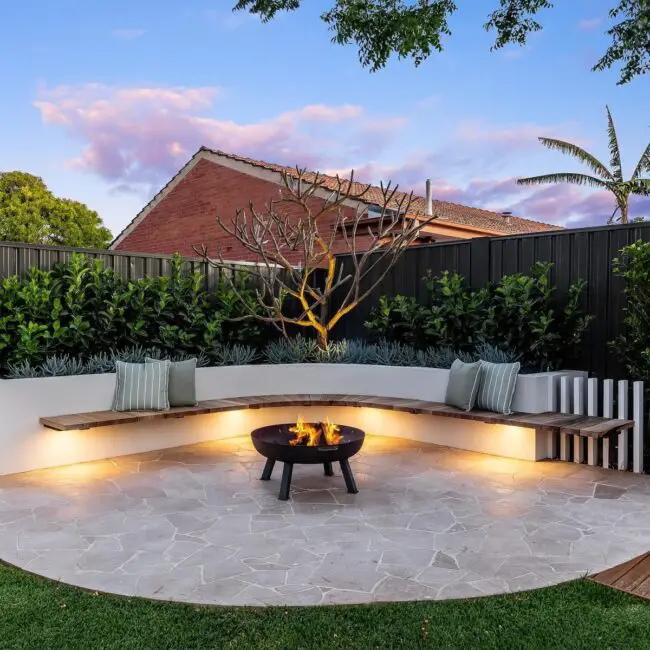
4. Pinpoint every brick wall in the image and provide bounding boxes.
[114,159,369,264]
